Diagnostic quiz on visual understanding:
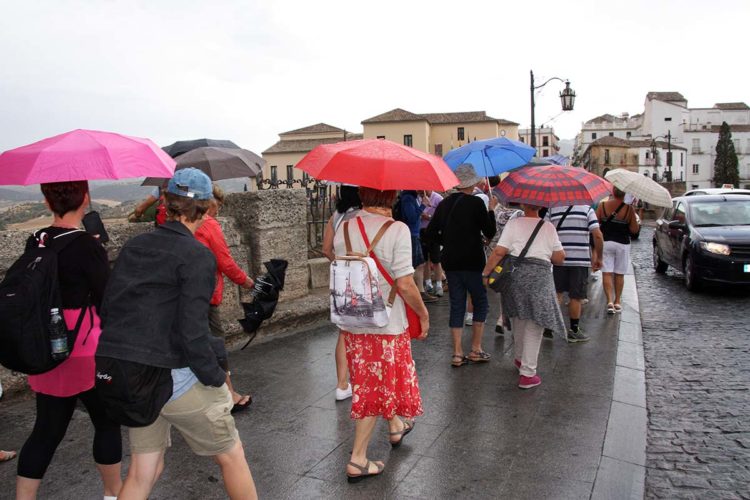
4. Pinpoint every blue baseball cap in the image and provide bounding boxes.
[167,168,212,200]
